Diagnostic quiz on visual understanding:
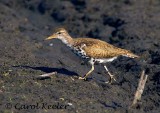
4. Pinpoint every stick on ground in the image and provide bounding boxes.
[131,70,148,107]
[35,72,57,80]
